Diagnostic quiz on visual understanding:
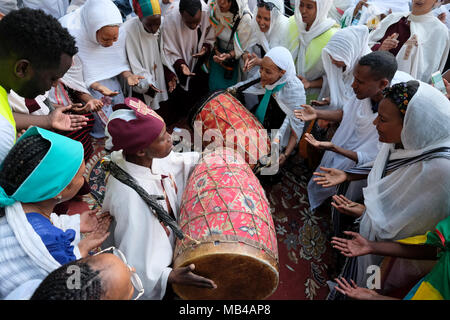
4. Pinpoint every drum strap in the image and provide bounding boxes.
[101,156,185,240]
